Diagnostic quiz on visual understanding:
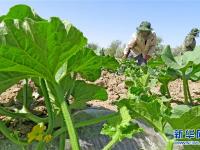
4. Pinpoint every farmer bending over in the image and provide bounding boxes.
[183,28,199,51]
[123,21,157,65]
